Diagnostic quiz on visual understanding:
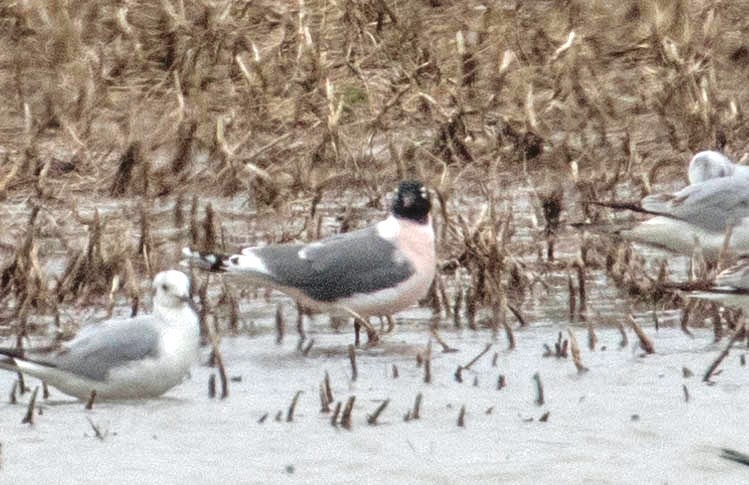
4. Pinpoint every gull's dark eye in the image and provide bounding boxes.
[161,284,168,292]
